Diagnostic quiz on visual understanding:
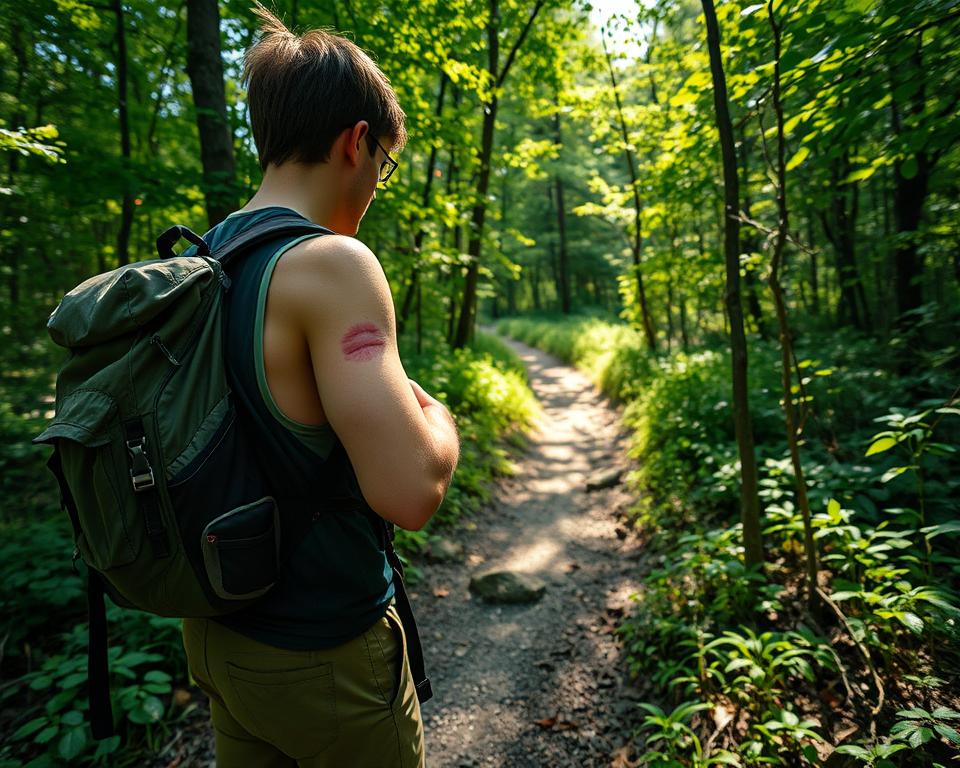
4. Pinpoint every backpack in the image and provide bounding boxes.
[34,216,433,739]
